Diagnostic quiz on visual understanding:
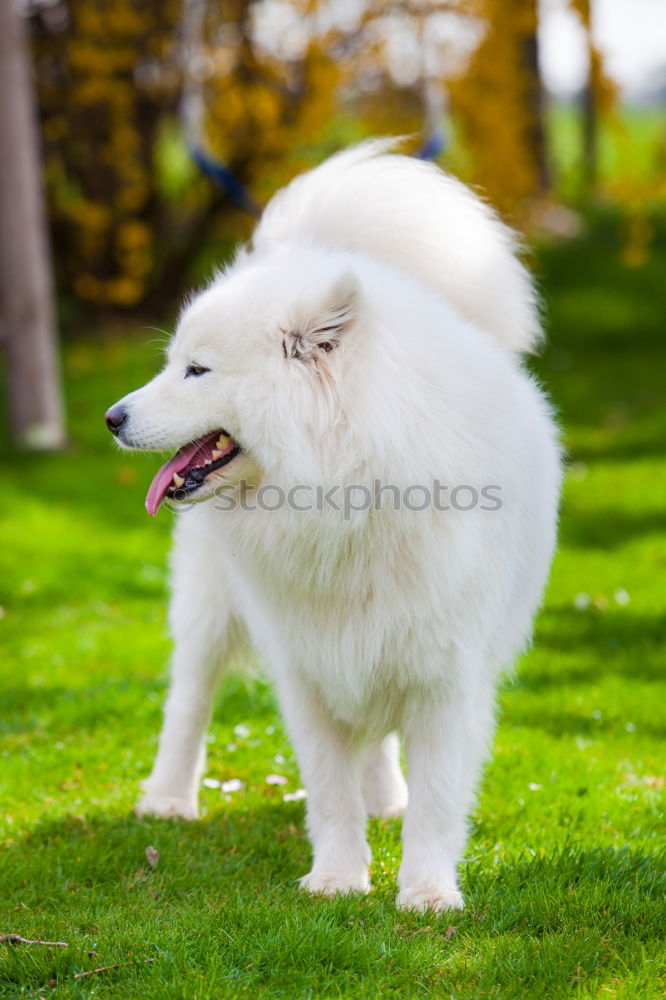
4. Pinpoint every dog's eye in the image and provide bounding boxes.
[185,364,210,378]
